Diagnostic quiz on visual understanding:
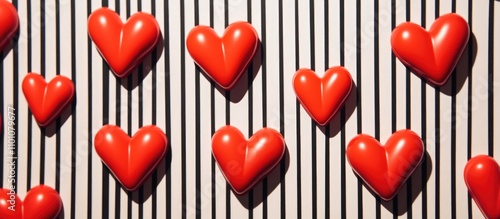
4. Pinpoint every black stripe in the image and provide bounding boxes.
[86,0,94,217]
[11,0,19,192]
[27,0,33,191]
[194,0,201,218]
[180,0,187,217]
[101,0,110,217]
[466,0,473,217]
[355,0,363,216]
[390,0,398,216]
[70,0,77,218]
[114,1,122,218]
[294,1,302,217]
[260,0,268,218]
[405,1,412,218]
[339,0,346,217]
[224,1,231,218]
[488,0,494,157]
[150,1,157,218]
[126,1,133,219]
[247,0,254,217]
[434,2,440,219]
[39,0,46,186]
[278,0,286,217]
[308,1,317,218]
[323,0,330,217]
[420,1,427,218]
[374,0,382,217]
[138,0,145,217]
[209,0,216,218]
[54,0,61,195]
[163,0,172,218]
[450,2,457,218]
